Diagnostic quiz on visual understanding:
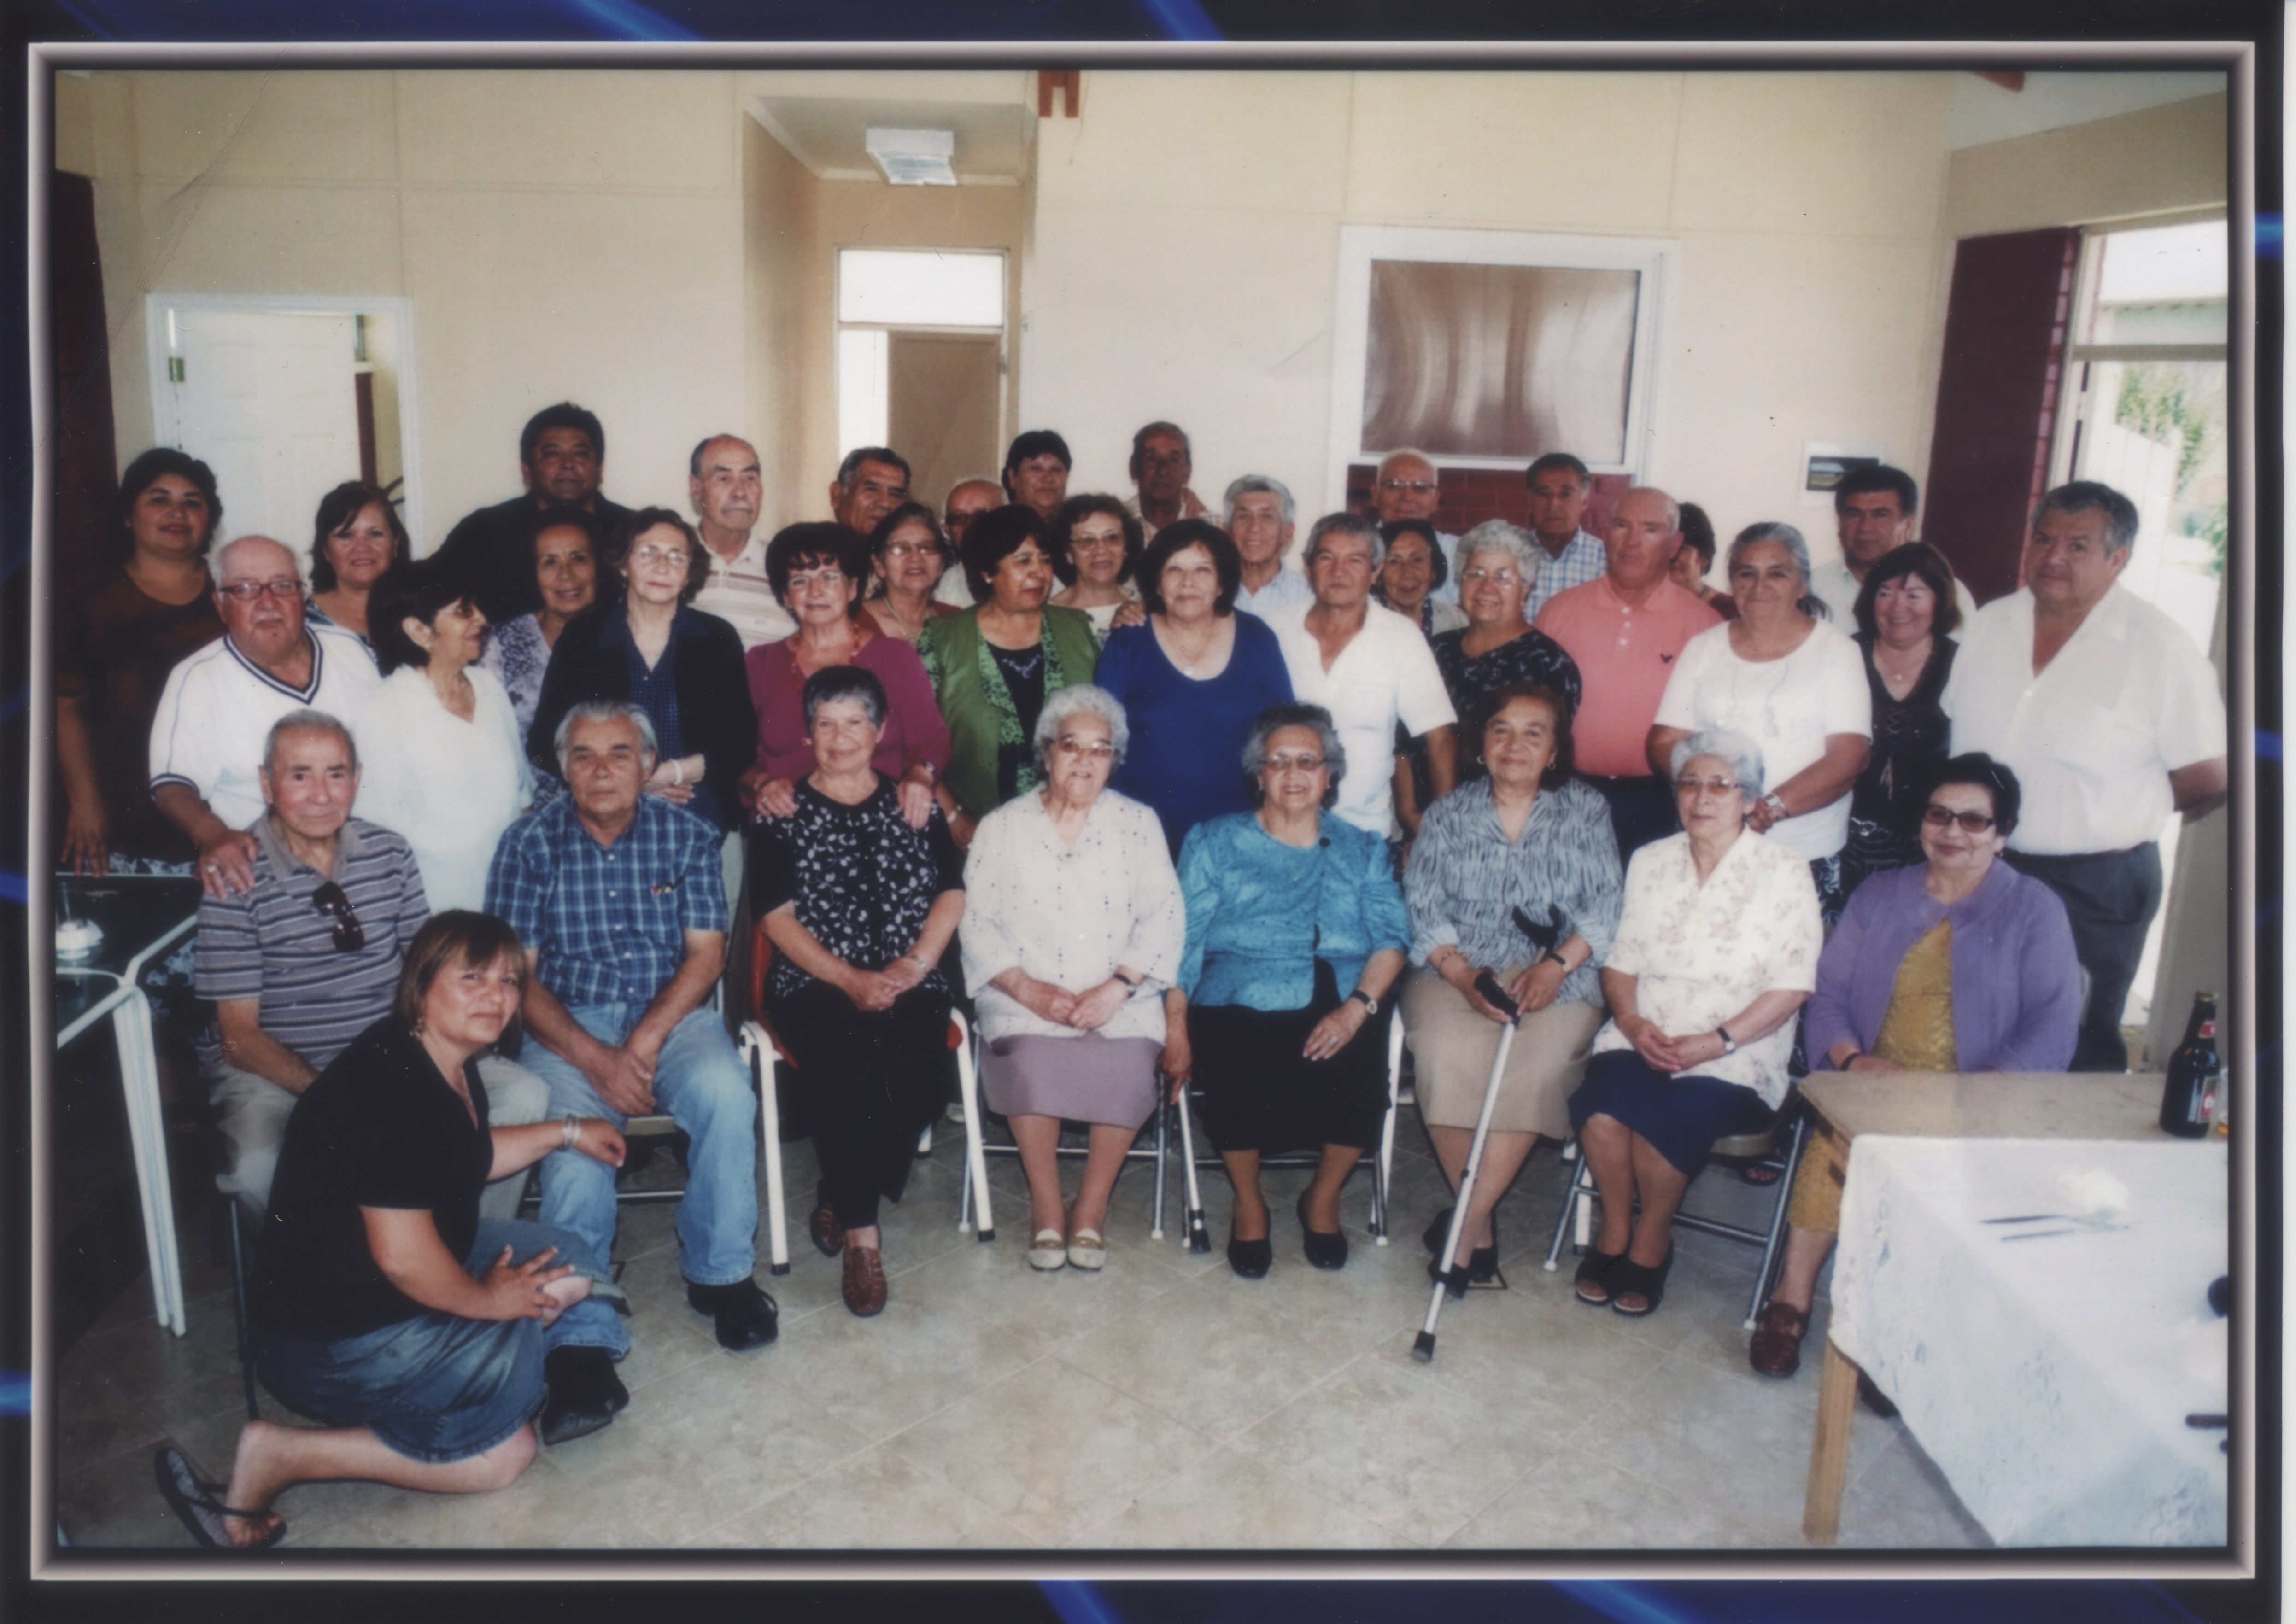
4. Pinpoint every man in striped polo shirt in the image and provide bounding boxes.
[195,711,548,1222]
